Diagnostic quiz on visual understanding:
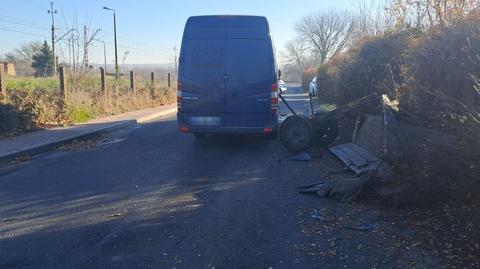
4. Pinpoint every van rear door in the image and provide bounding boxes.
[224,26,272,127]
[181,25,226,125]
